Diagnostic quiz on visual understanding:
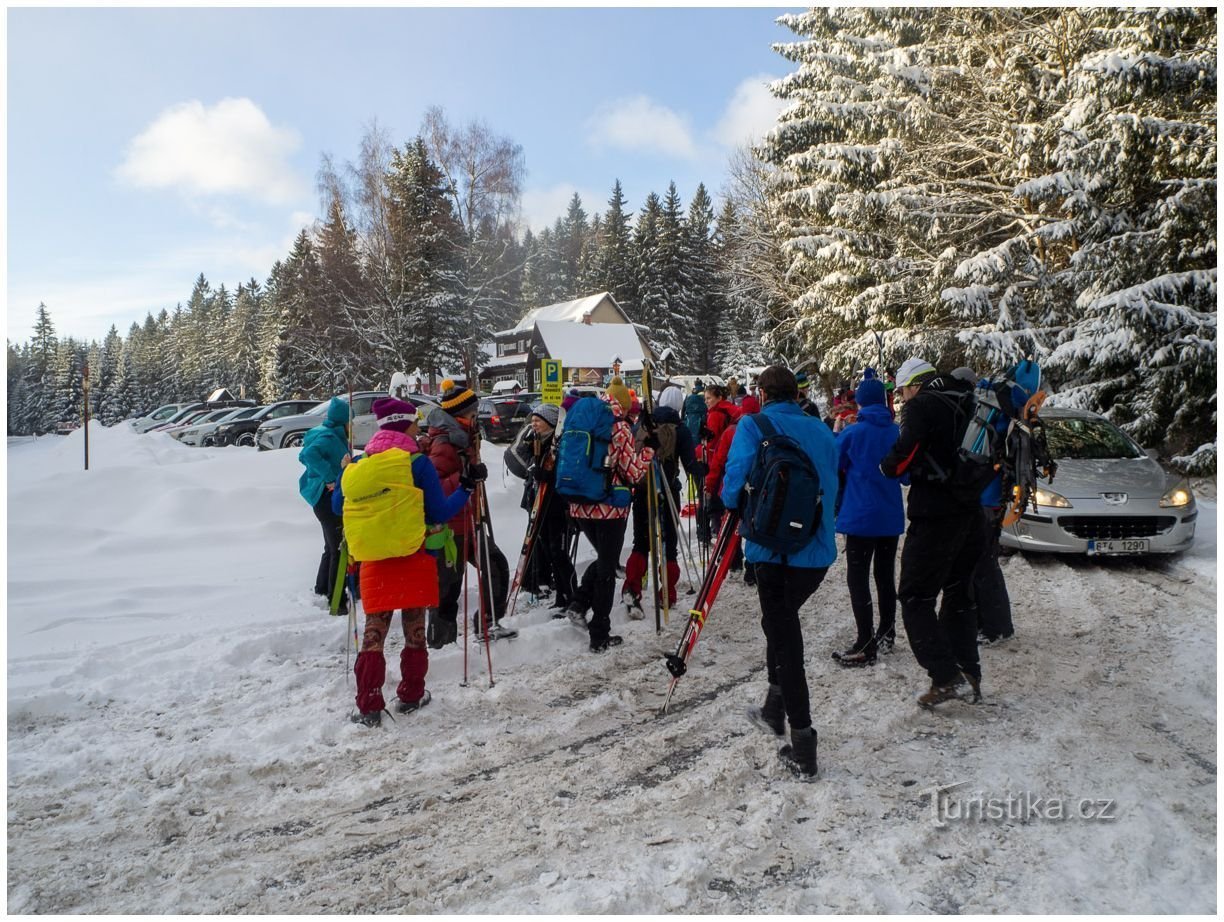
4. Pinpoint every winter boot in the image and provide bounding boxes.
[746,683,786,736]
[395,689,432,714]
[350,710,383,728]
[589,634,624,653]
[621,589,645,620]
[427,617,457,650]
[665,560,681,607]
[832,638,877,668]
[917,675,967,709]
[744,562,756,587]
[962,671,982,703]
[779,725,818,777]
